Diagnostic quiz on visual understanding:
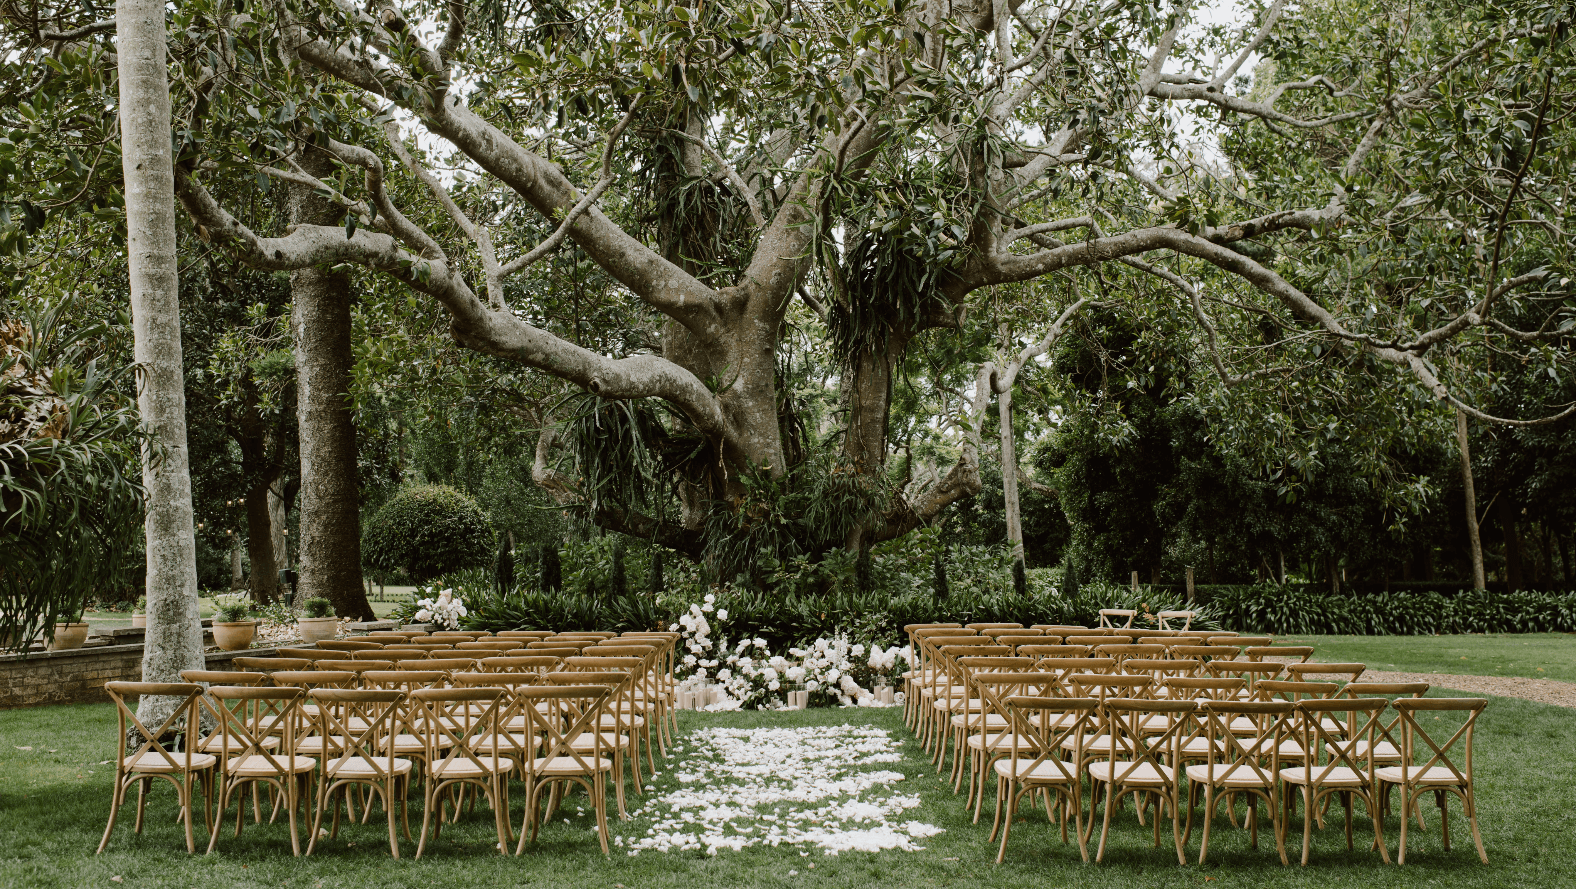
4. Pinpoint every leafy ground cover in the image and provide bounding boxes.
[1286,633,1576,684]
[1,687,1571,889]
